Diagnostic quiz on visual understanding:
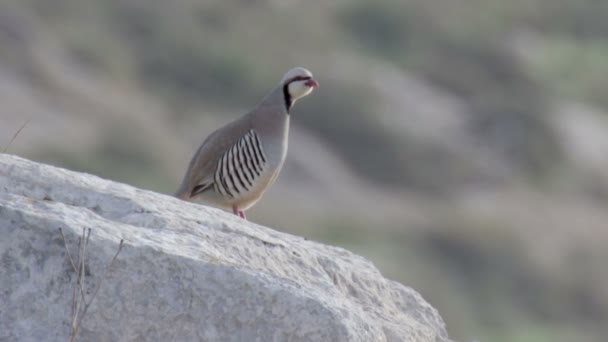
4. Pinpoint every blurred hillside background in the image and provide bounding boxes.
[2,0,608,341]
